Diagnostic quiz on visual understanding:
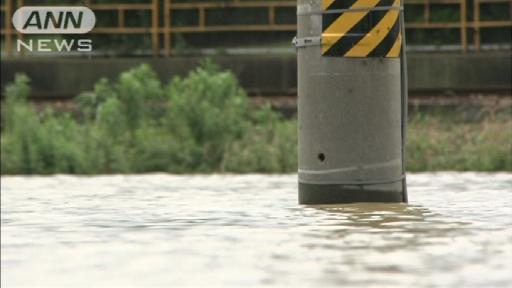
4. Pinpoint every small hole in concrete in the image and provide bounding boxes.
[318,153,325,162]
